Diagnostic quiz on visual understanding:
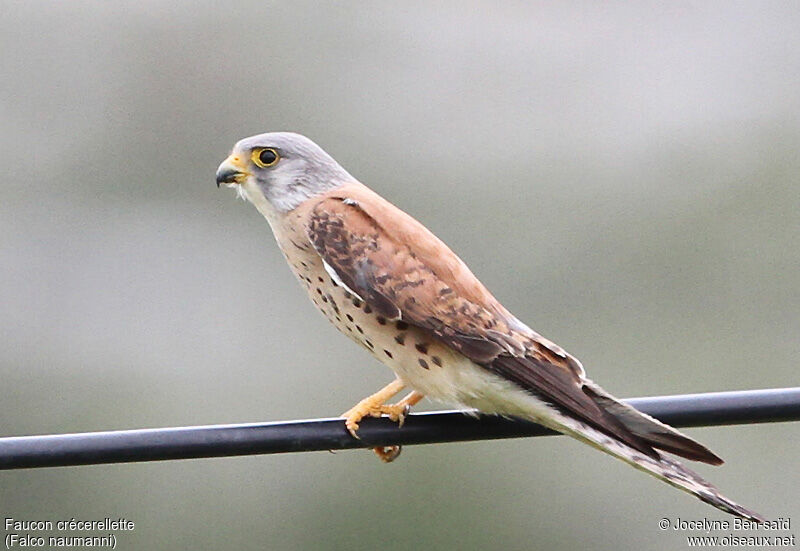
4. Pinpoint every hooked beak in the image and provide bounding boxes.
[215,155,250,188]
